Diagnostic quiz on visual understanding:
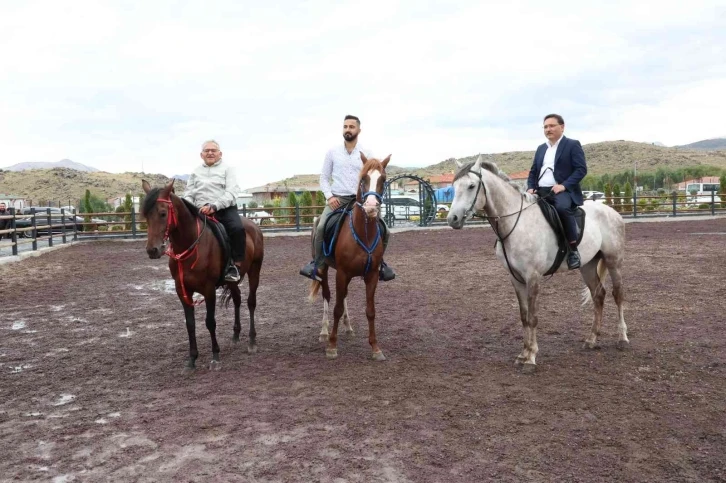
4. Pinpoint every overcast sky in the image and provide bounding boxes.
[1,0,724,189]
